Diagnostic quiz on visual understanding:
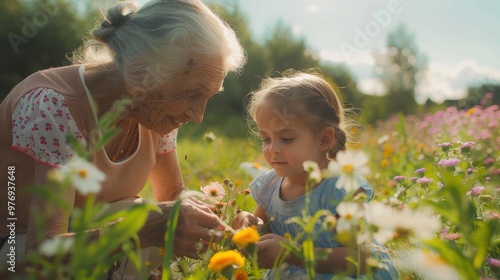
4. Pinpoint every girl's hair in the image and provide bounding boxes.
[71,0,245,92]
[246,69,359,160]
